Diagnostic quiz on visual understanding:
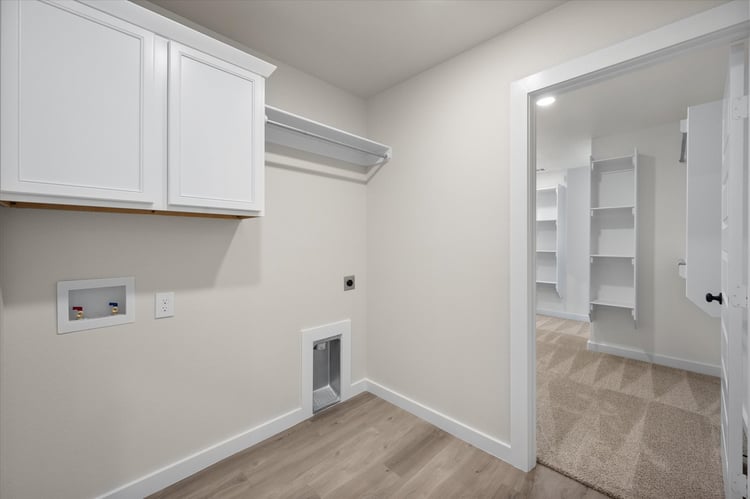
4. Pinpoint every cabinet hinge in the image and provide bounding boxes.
[732,95,749,120]
[729,285,748,309]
